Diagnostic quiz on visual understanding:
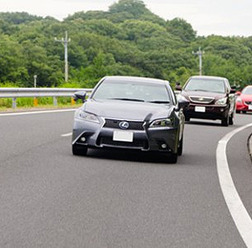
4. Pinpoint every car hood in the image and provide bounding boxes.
[181,90,226,100]
[82,99,173,121]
